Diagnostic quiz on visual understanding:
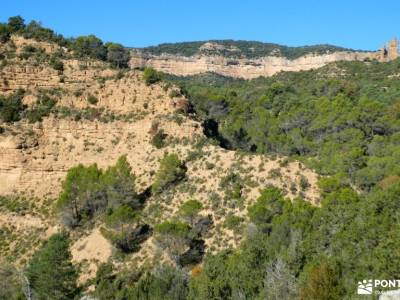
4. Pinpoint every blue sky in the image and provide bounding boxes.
[1,0,399,50]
